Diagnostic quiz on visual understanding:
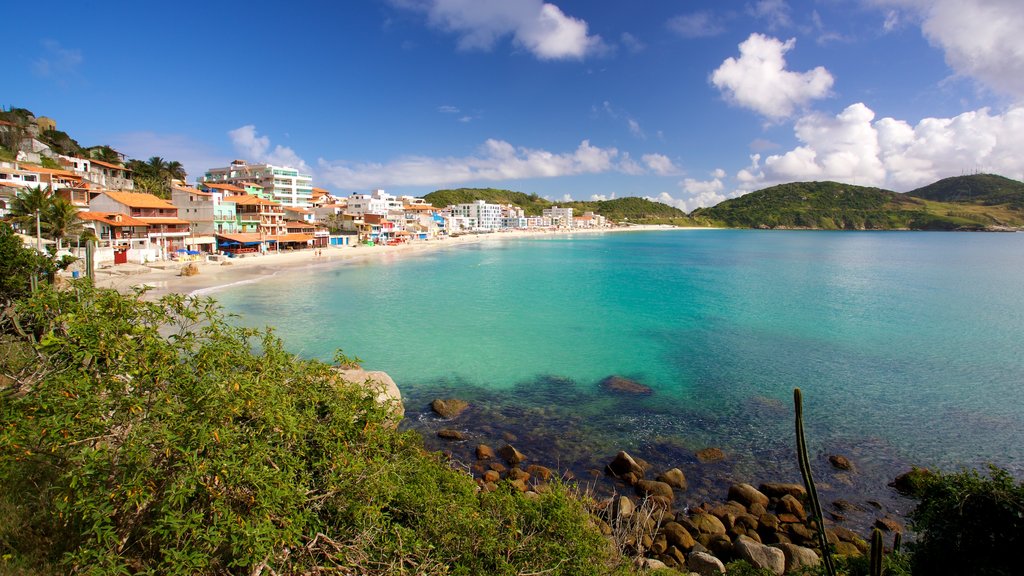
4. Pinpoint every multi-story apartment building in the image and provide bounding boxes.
[202,159,313,207]
[449,200,502,230]
[542,205,574,227]
[223,194,286,237]
[345,189,403,216]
